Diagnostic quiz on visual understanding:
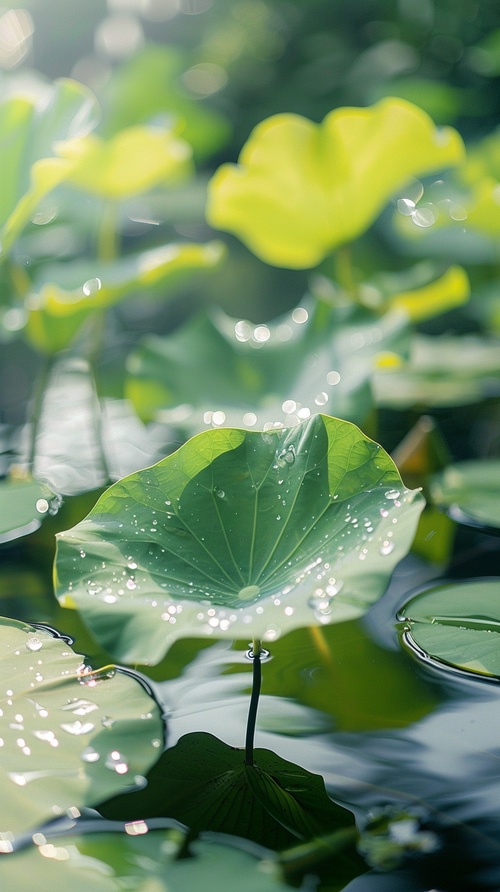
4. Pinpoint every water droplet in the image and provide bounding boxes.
[87,583,103,596]
[314,392,328,406]
[26,637,43,653]
[214,487,225,499]
[253,324,270,342]
[105,750,128,774]
[385,489,401,500]
[60,720,95,735]
[276,445,296,468]
[380,540,395,555]
[243,412,257,426]
[80,746,100,763]
[292,307,308,324]
[62,699,98,716]
[36,498,49,514]
[82,277,102,296]
[327,370,341,386]
[238,585,260,601]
